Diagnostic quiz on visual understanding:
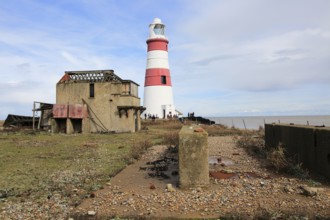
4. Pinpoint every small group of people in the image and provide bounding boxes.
[187,112,195,117]
[144,113,159,120]
[143,113,180,120]
[166,113,179,119]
